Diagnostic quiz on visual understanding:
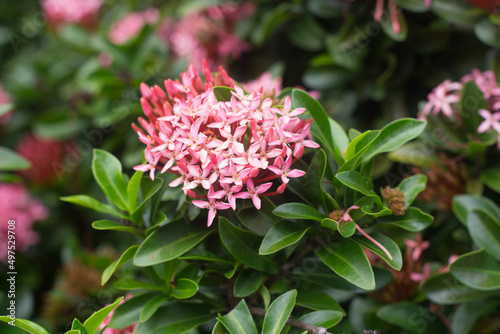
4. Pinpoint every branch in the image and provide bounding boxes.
[248,307,333,334]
